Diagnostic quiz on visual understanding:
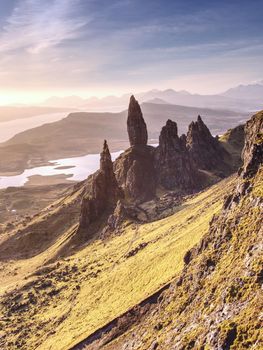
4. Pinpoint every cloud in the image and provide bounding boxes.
[0,0,88,54]
[0,0,262,98]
